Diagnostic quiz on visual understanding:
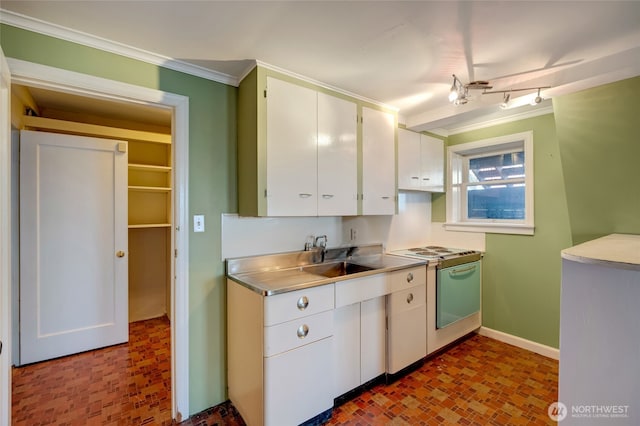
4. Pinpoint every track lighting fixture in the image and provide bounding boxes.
[447,74,549,109]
